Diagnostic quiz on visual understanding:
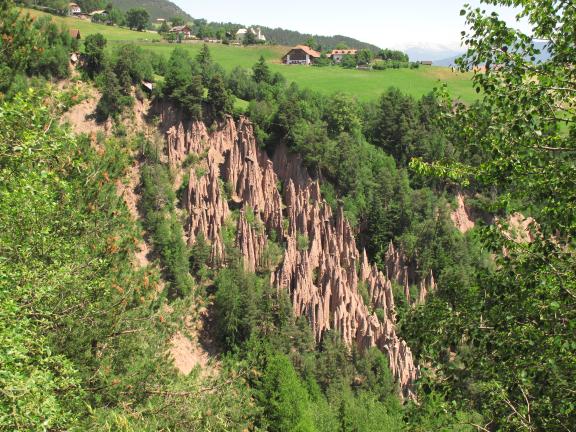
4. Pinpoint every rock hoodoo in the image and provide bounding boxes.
[162,110,435,398]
